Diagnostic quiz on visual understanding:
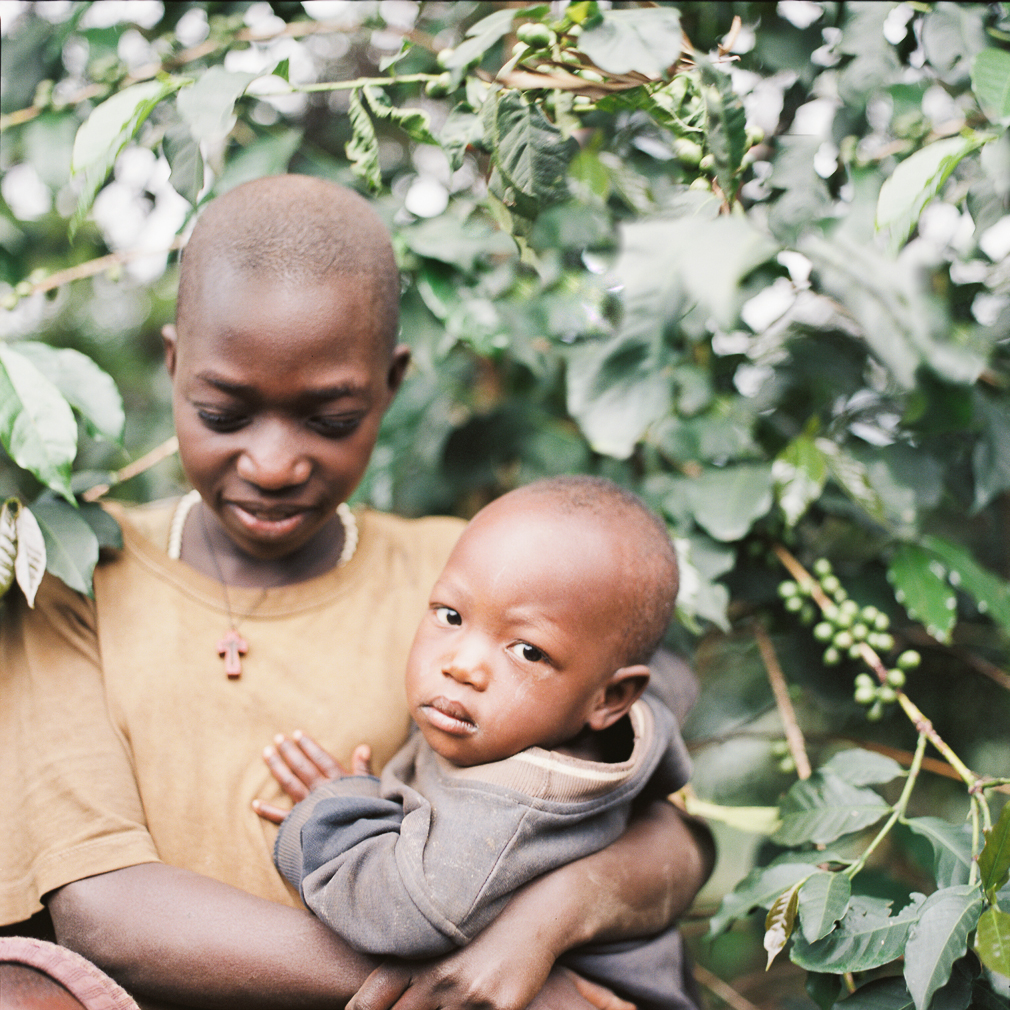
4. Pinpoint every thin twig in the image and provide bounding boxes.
[753,621,812,779]
[692,964,763,1010]
[81,436,179,502]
